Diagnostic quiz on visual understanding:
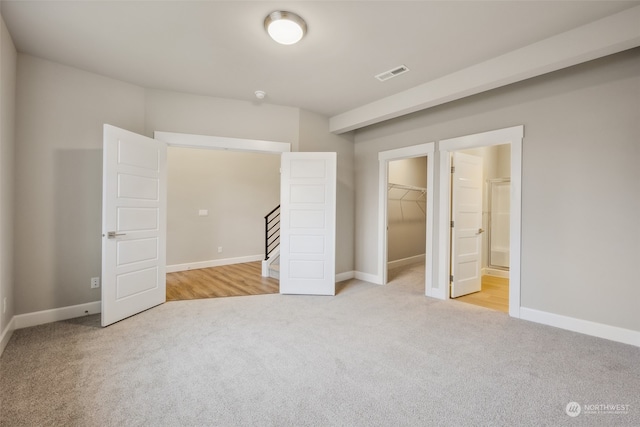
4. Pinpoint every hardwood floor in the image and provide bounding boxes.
[166,261,279,301]
[454,275,509,313]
